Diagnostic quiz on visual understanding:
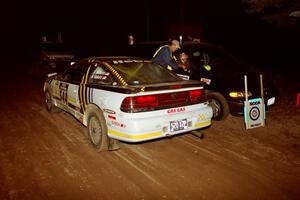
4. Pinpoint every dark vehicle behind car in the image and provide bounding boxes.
[126,41,278,120]
[30,41,74,77]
